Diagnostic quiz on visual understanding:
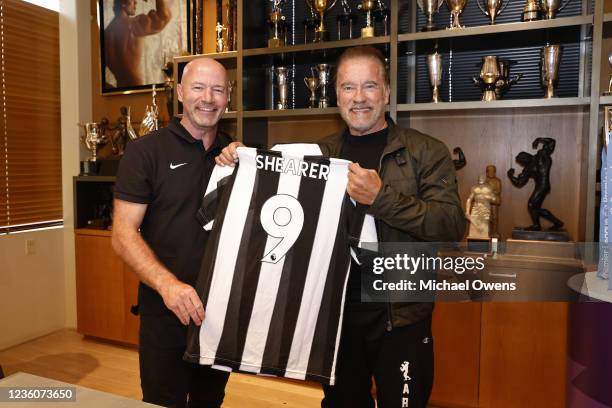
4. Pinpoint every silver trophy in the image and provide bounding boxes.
[316,63,331,108]
[275,66,291,110]
[417,0,445,31]
[473,55,501,102]
[539,0,569,19]
[373,0,390,36]
[541,44,562,98]
[268,0,286,48]
[495,59,523,99]
[140,85,159,137]
[304,68,320,108]
[476,0,510,24]
[426,52,443,103]
[337,0,357,39]
[446,0,468,29]
[79,122,108,175]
